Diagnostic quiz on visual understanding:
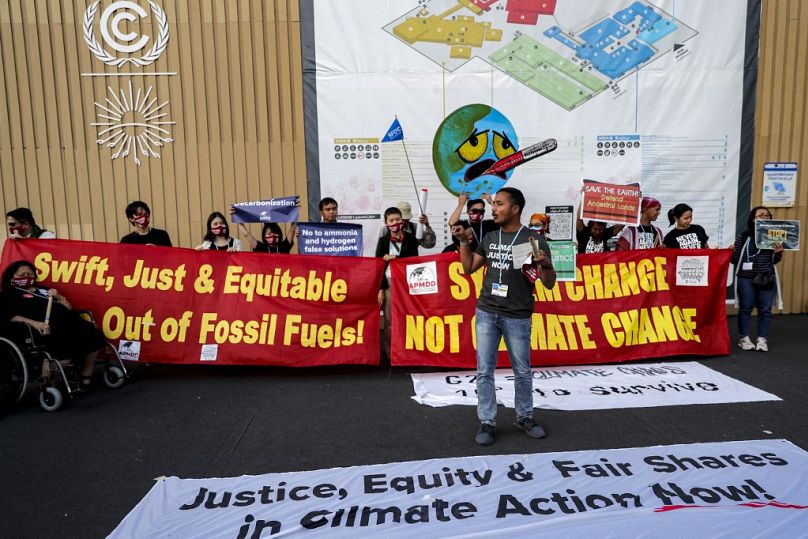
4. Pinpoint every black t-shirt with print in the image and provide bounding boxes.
[475,227,551,319]
[120,228,172,246]
[663,225,709,249]
[253,239,293,254]
[576,226,615,254]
